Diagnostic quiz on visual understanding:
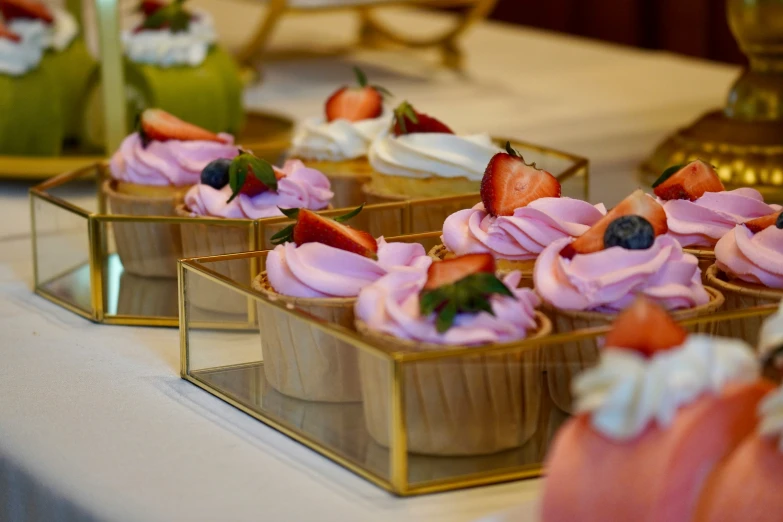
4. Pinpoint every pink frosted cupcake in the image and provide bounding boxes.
[542,297,772,522]
[354,252,551,456]
[533,190,724,413]
[178,154,333,313]
[653,160,780,275]
[104,108,239,277]
[251,207,425,402]
[705,210,783,343]
[431,143,606,287]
